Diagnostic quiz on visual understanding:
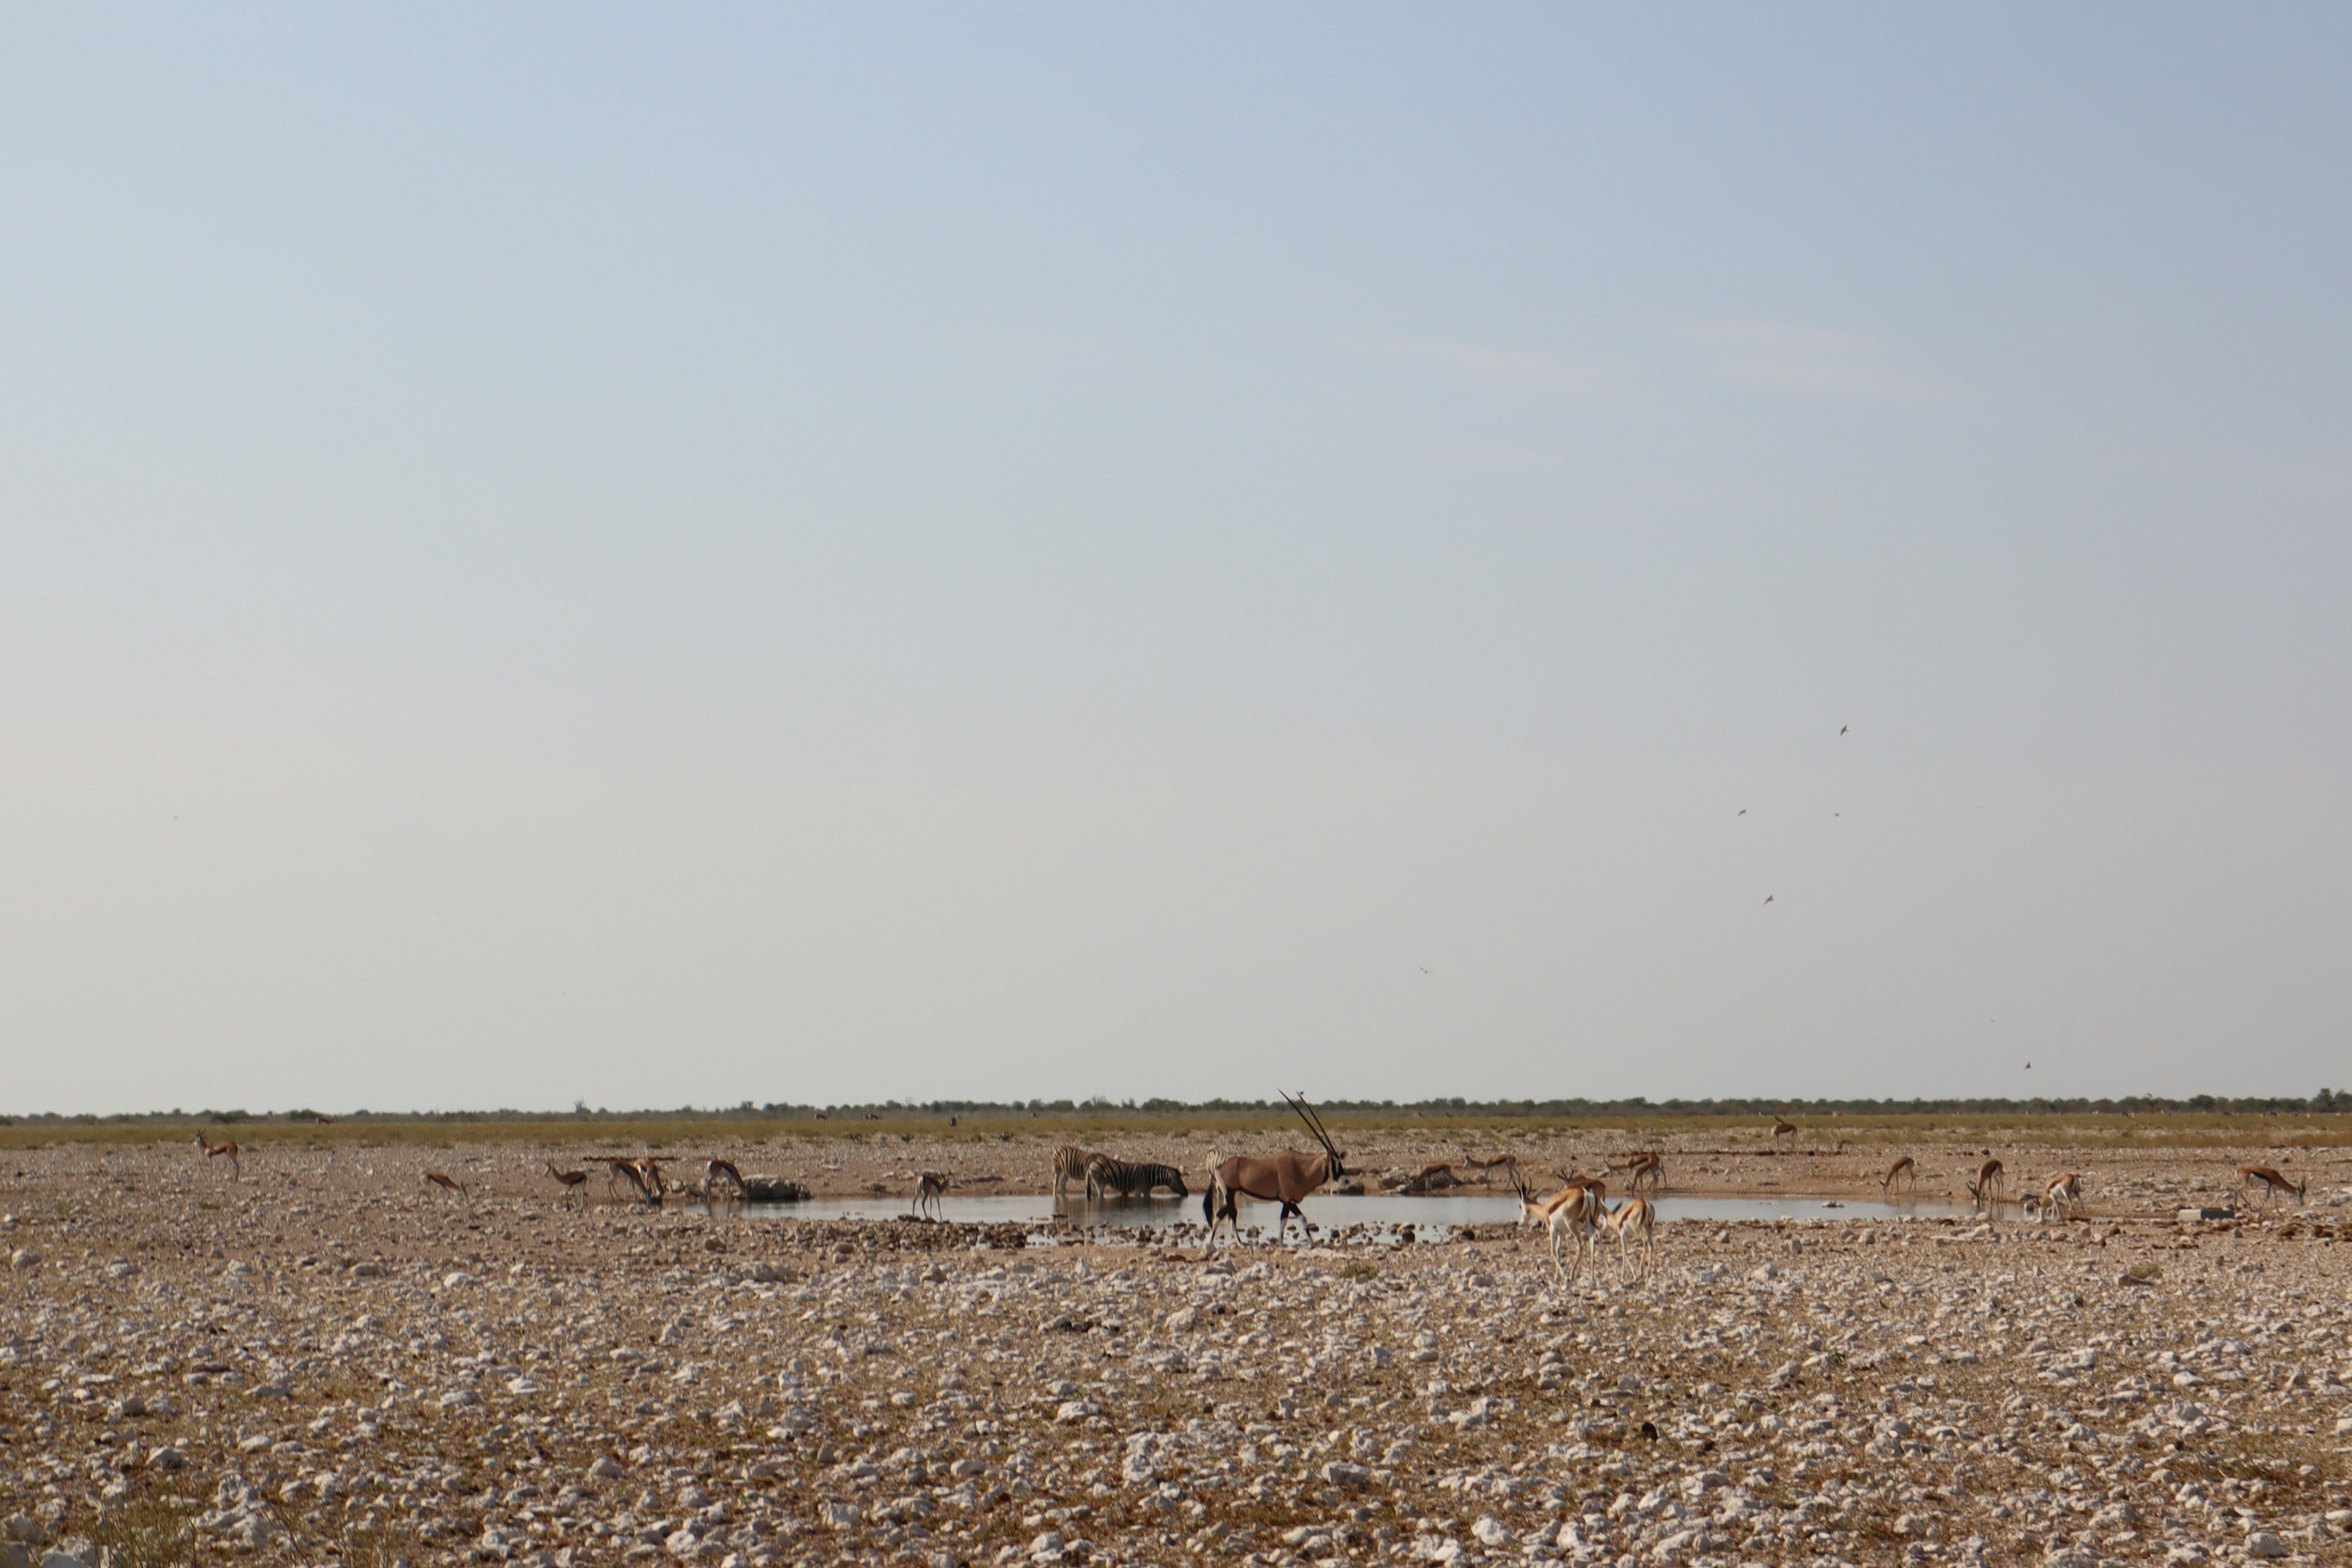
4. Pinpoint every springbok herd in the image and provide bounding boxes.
[0,1124,2344,1568]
